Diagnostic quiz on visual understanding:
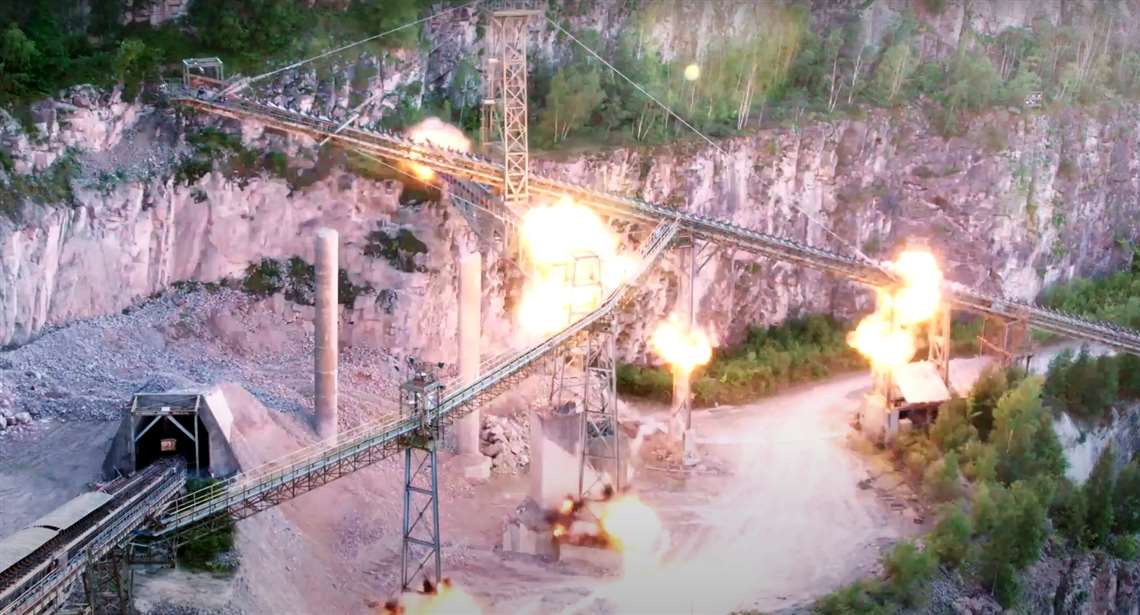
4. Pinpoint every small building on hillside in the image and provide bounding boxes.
[859,360,952,445]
